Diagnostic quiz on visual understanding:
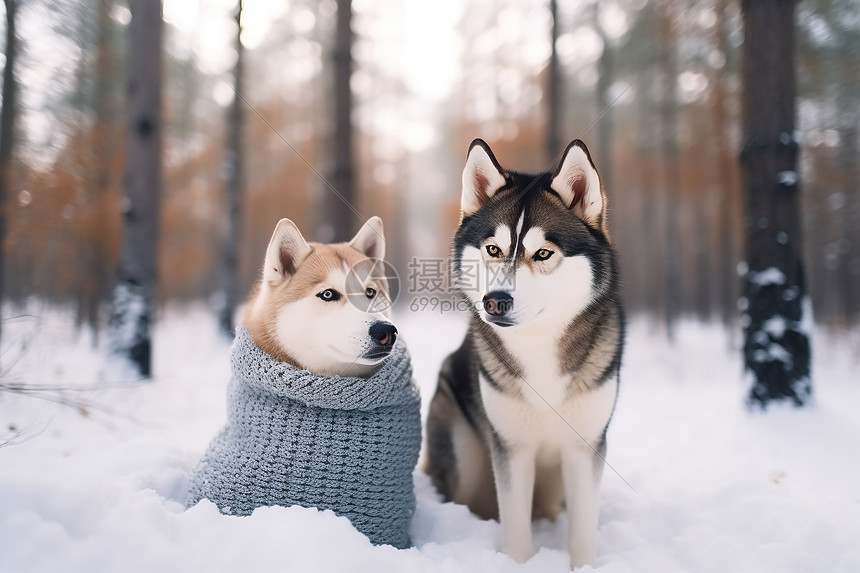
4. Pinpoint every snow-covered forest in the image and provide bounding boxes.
[1,0,859,570]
